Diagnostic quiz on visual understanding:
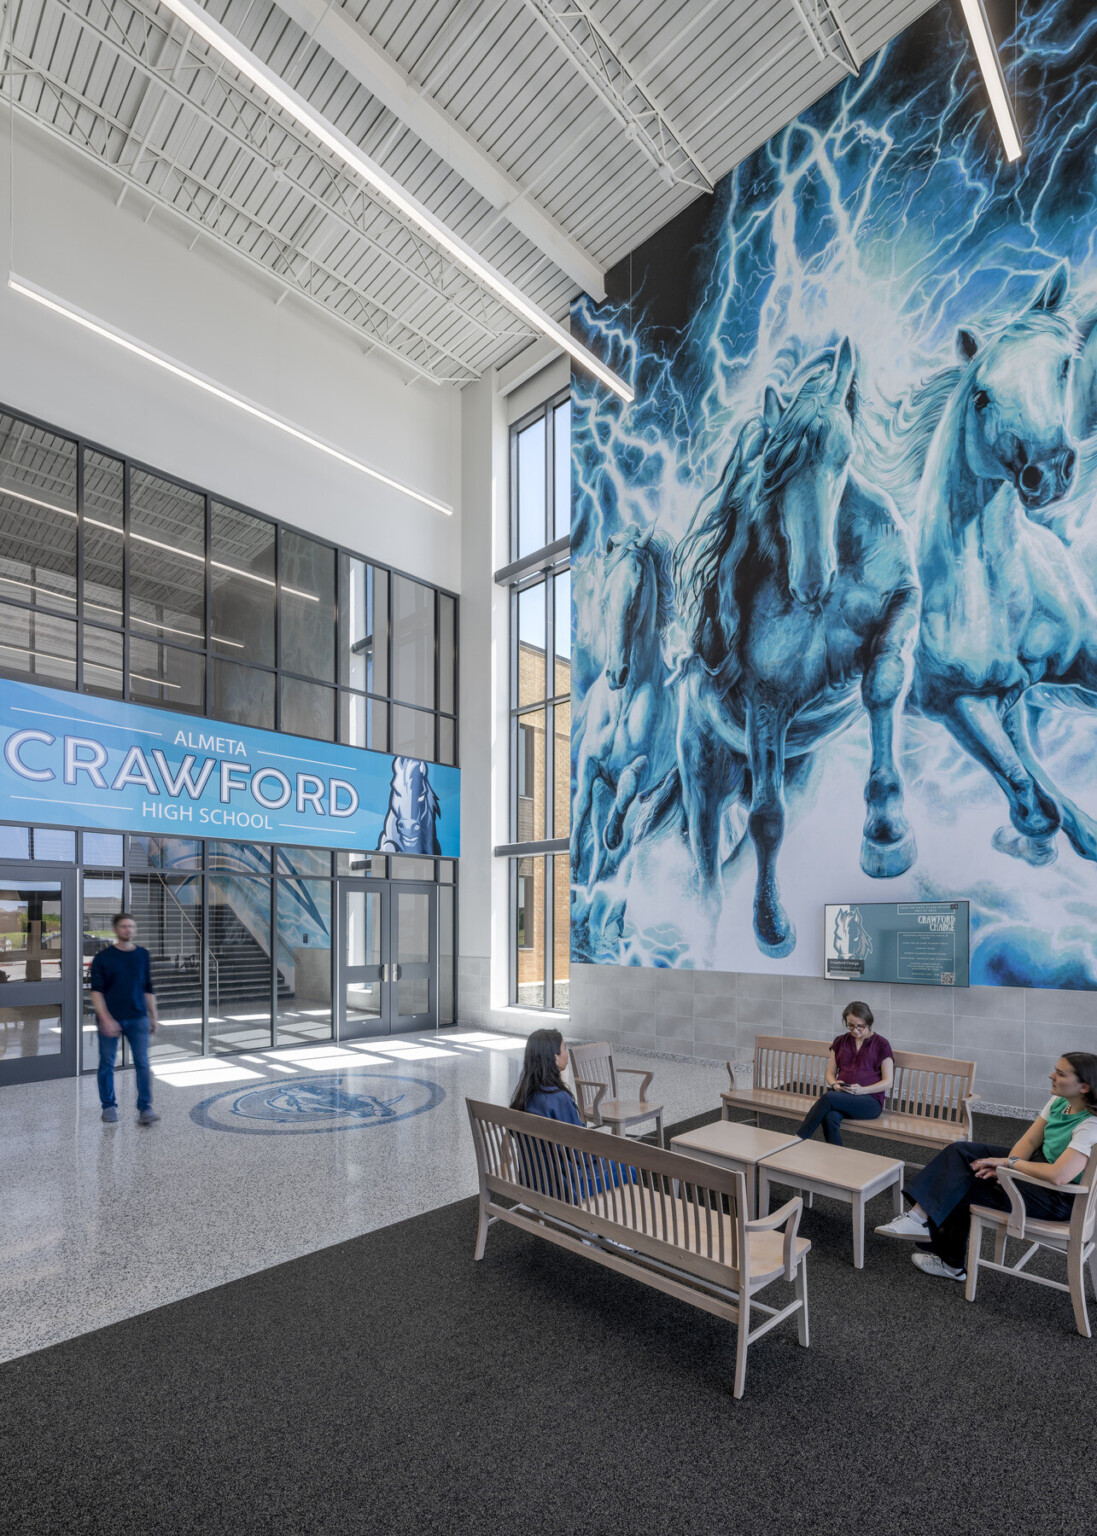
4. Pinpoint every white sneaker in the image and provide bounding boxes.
[875,1212,929,1239]
[912,1251,966,1282]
